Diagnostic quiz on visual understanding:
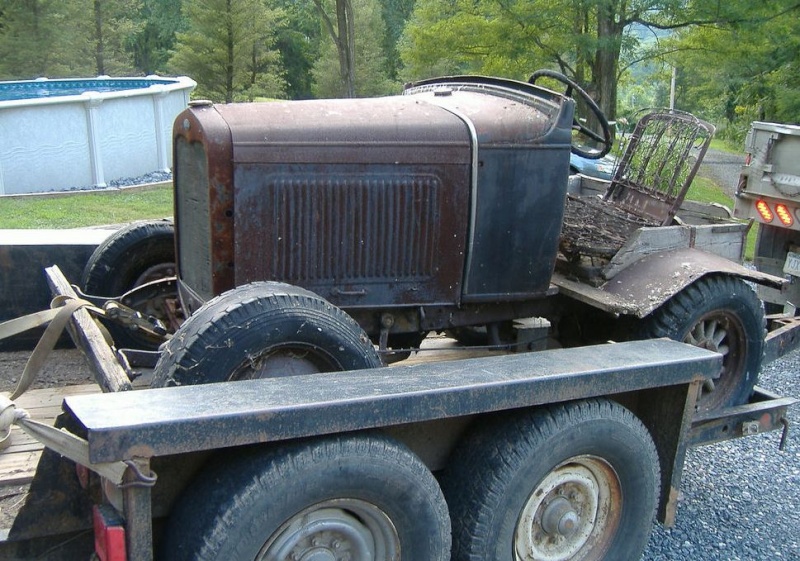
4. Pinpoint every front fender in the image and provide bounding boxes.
[553,248,785,318]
